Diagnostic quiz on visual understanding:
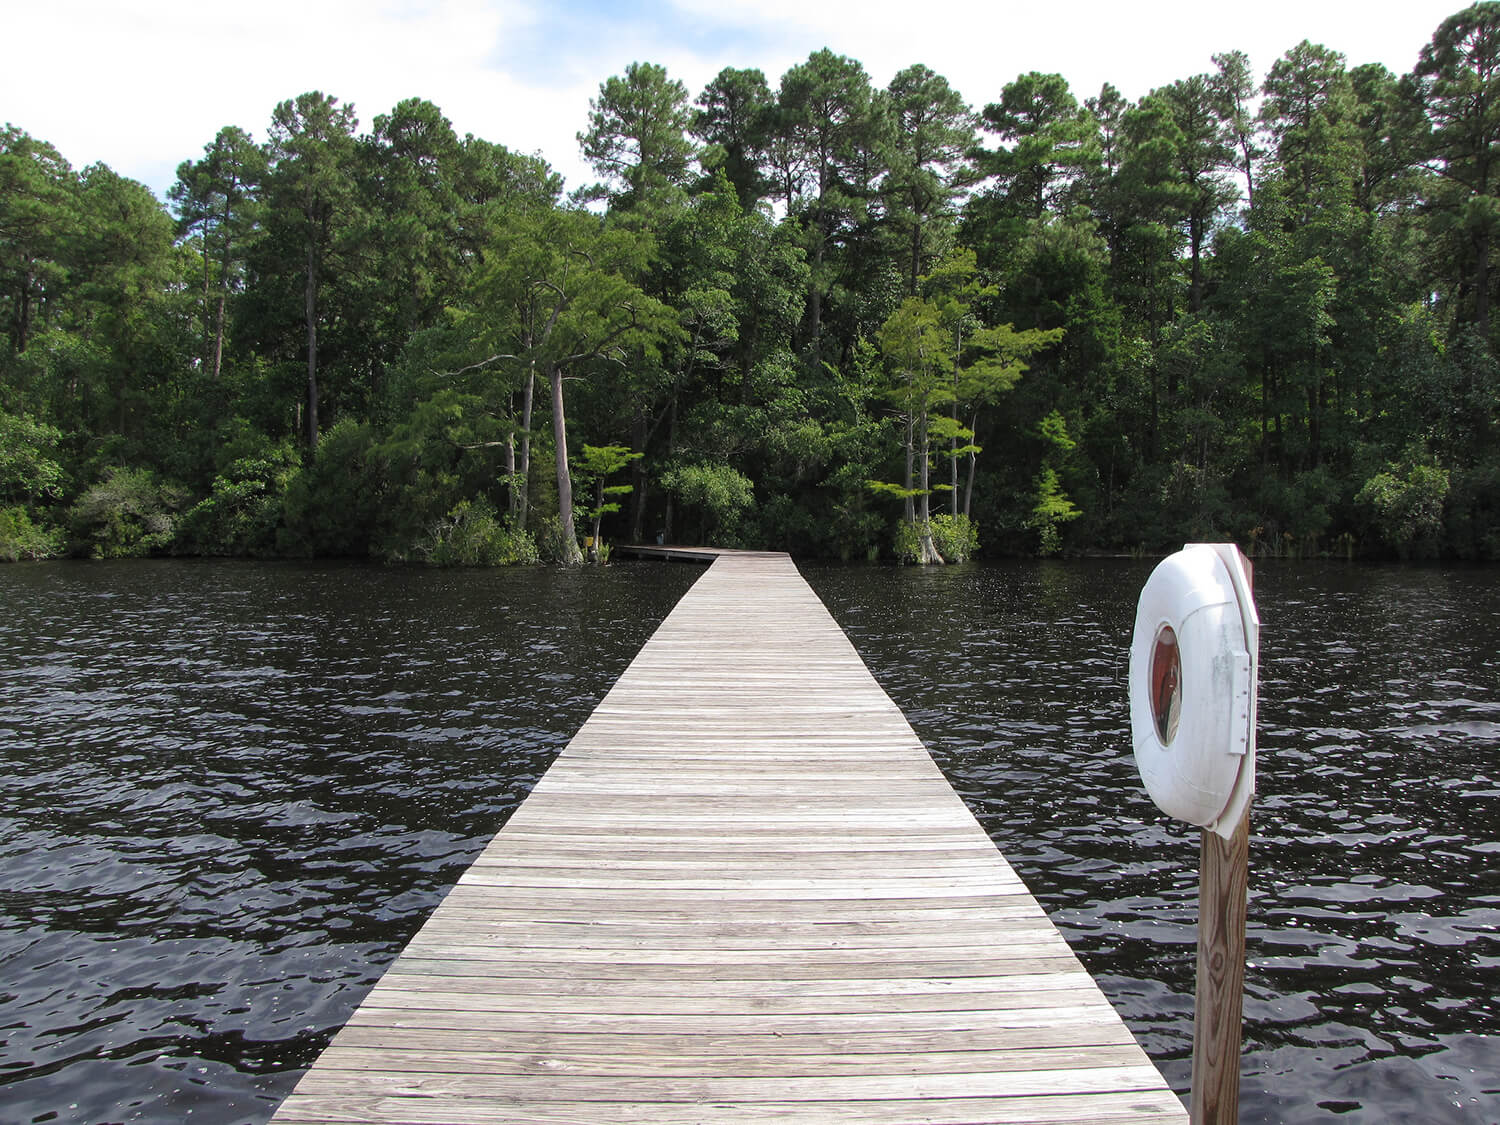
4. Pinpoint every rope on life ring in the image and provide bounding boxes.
[1129,544,1258,839]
